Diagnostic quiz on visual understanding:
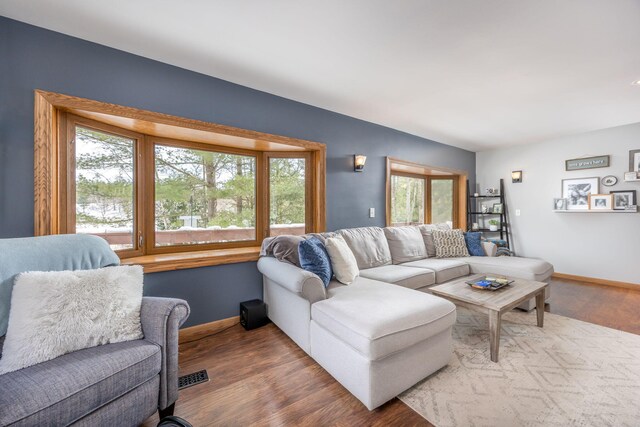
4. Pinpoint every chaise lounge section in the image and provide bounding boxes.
[258,258,456,410]
[258,225,553,409]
